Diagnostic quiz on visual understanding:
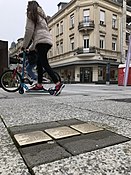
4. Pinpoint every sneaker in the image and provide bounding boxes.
[28,84,43,91]
[54,83,65,96]
[30,80,37,87]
